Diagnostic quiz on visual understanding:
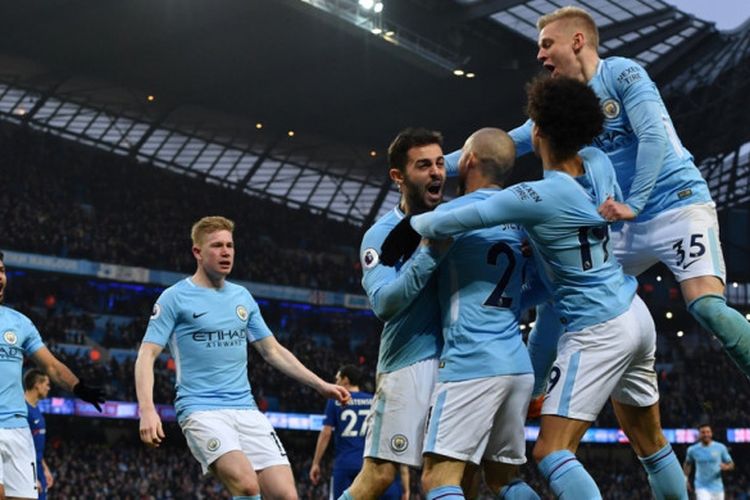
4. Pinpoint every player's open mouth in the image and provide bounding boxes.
[427,183,442,197]
[544,63,555,74]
